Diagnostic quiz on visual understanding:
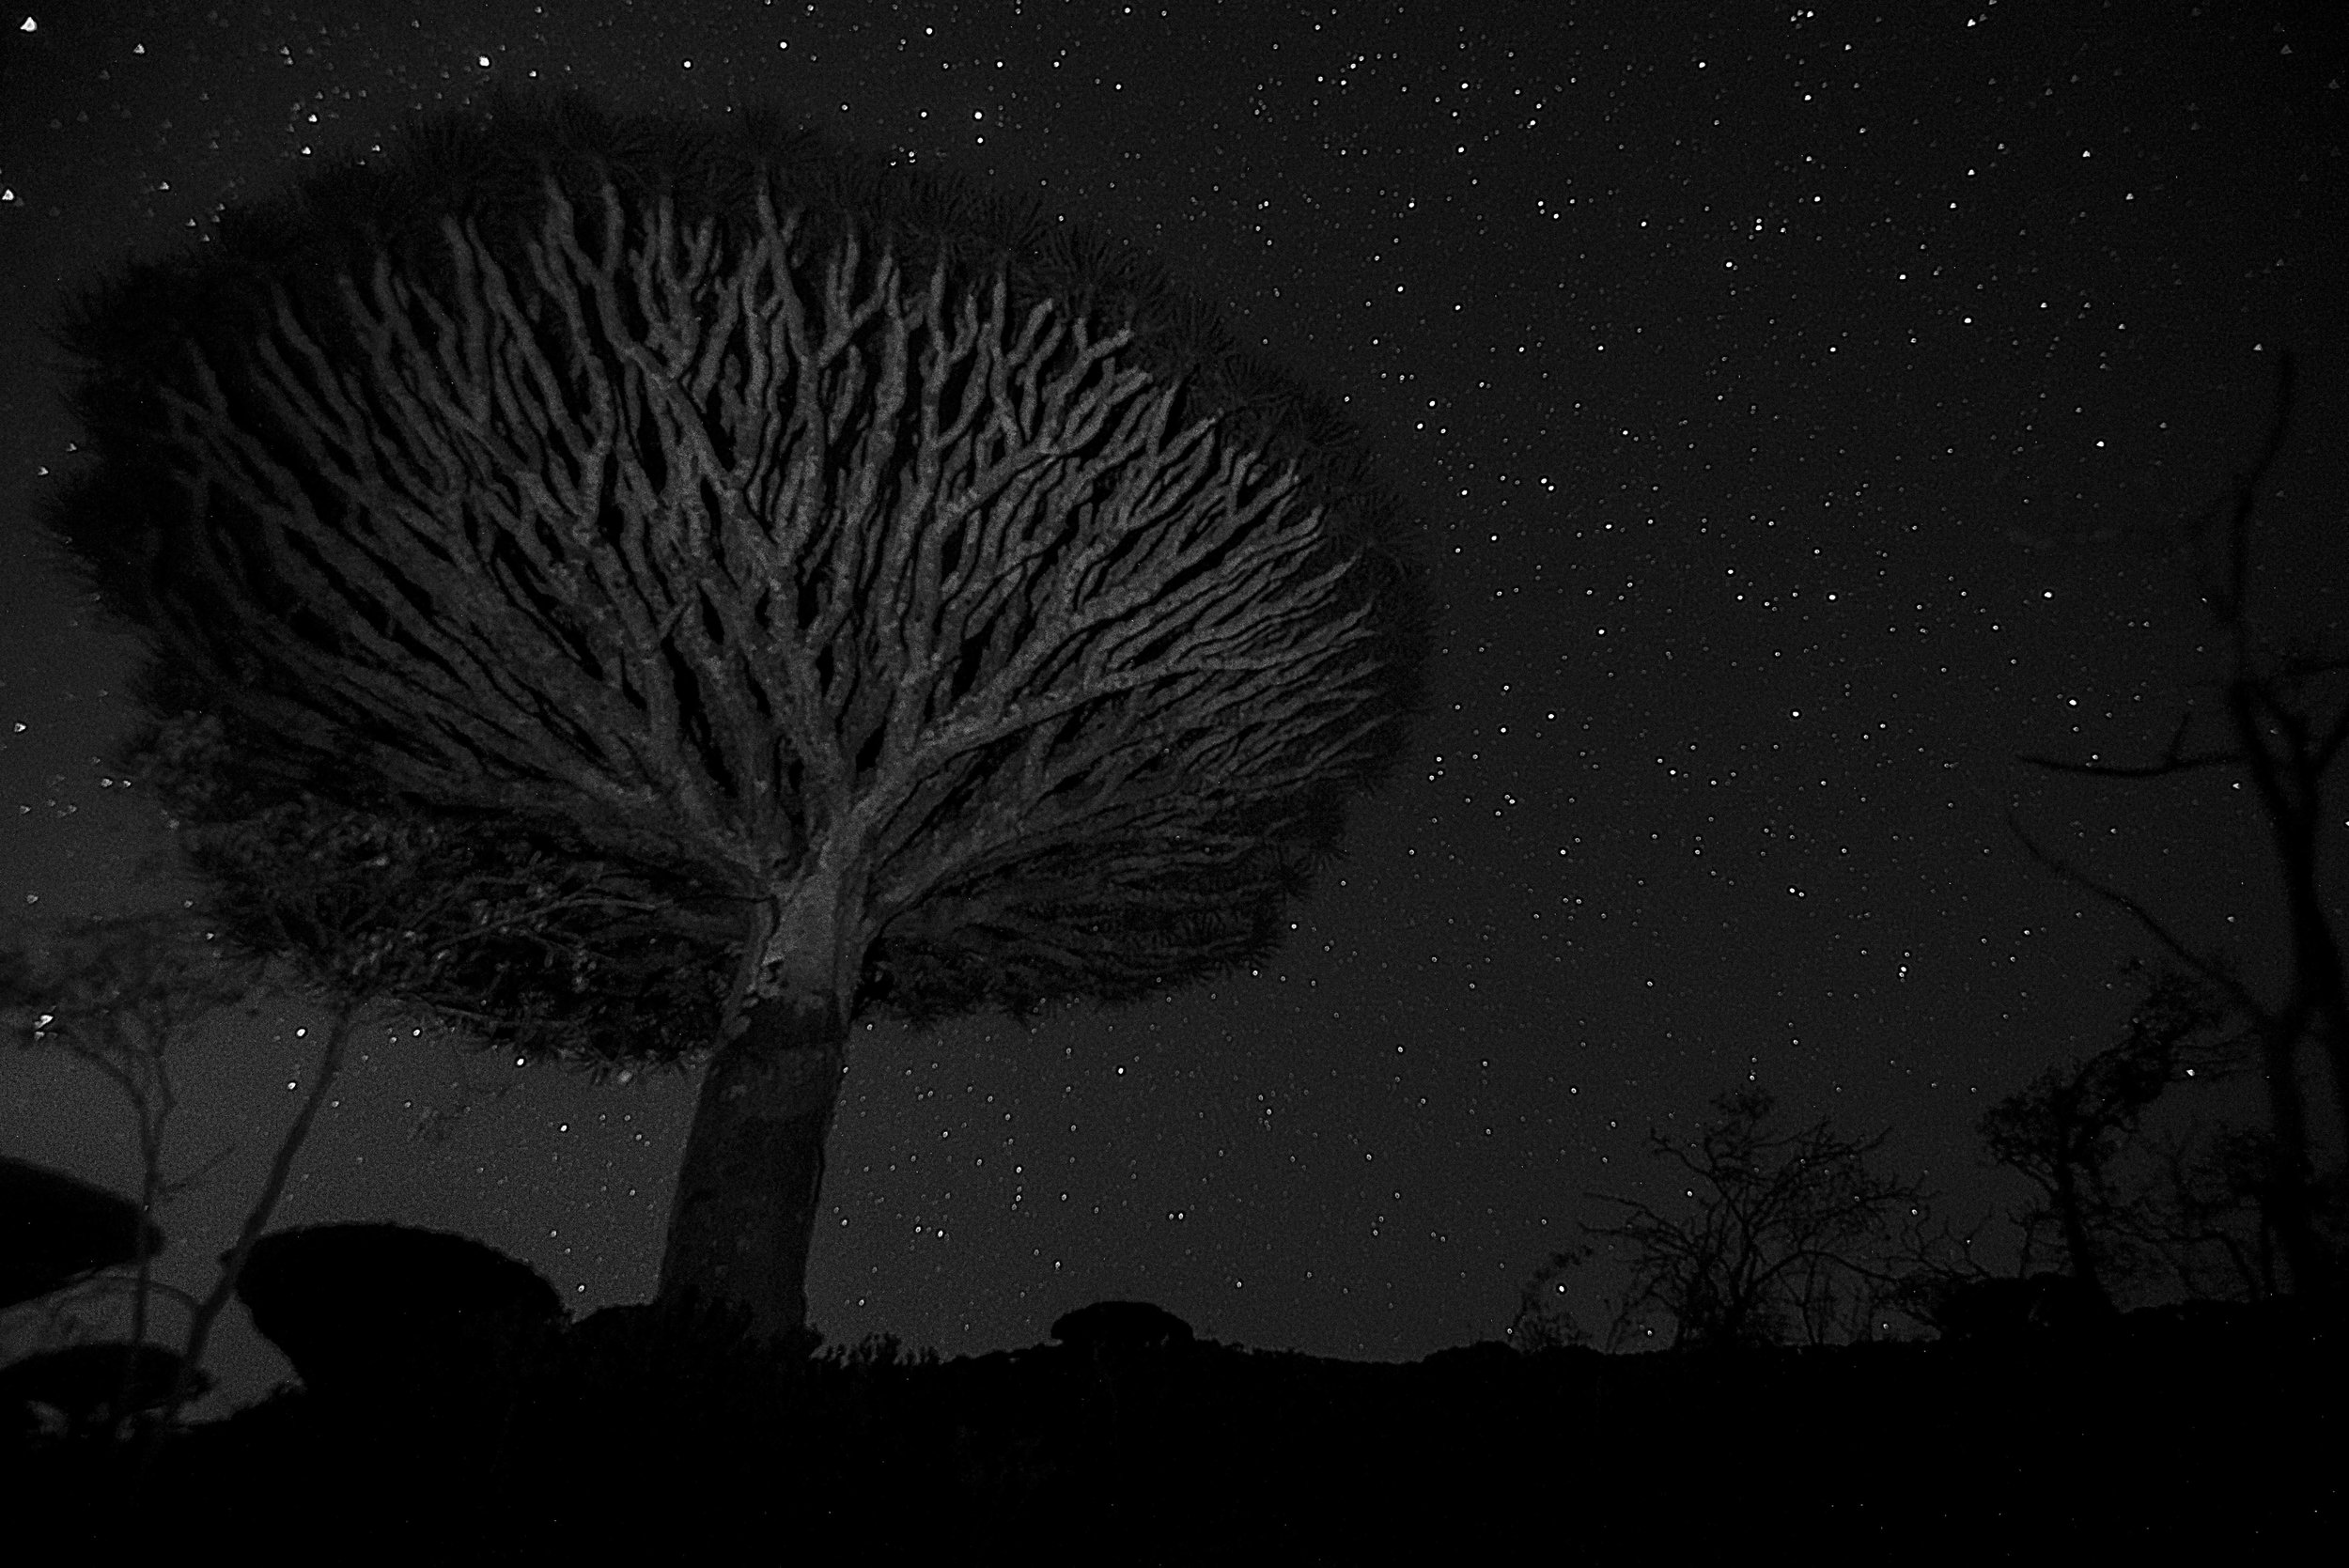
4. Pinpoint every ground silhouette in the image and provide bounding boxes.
[7,1219,2335,1558]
